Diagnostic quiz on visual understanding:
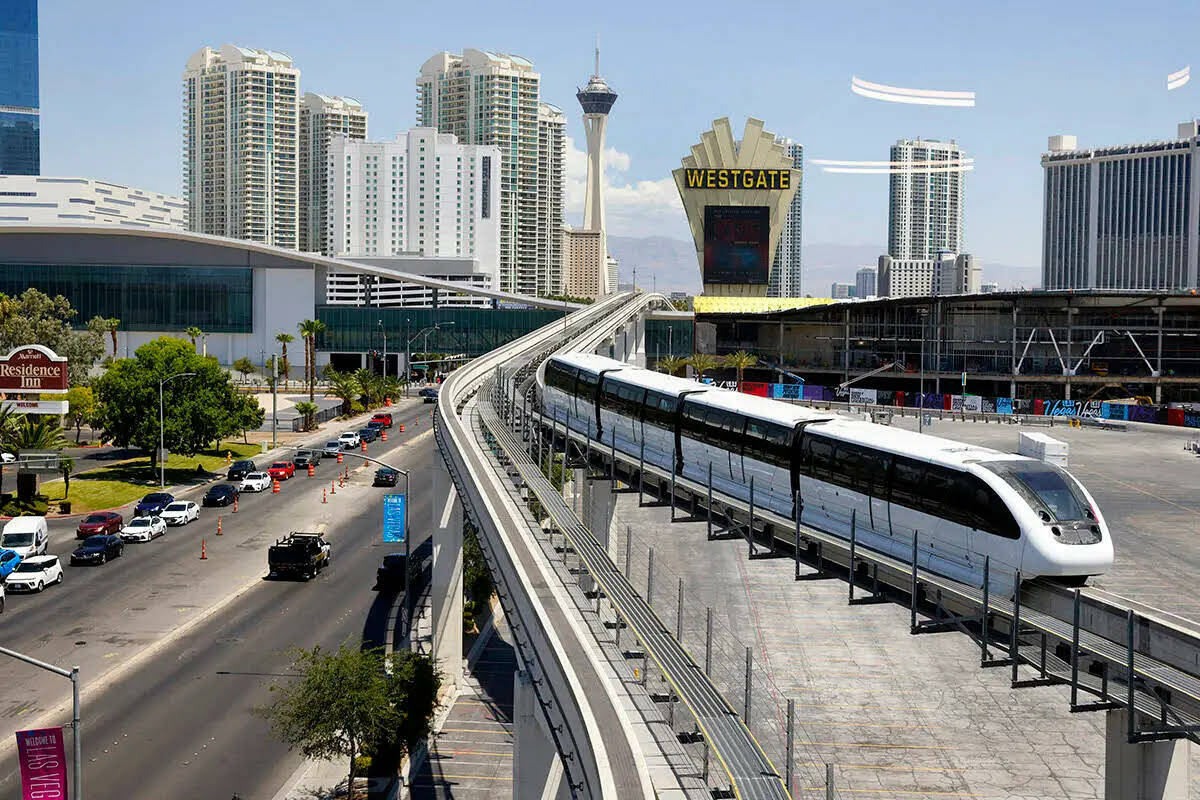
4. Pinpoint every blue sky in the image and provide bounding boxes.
[39,0,1200,271]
